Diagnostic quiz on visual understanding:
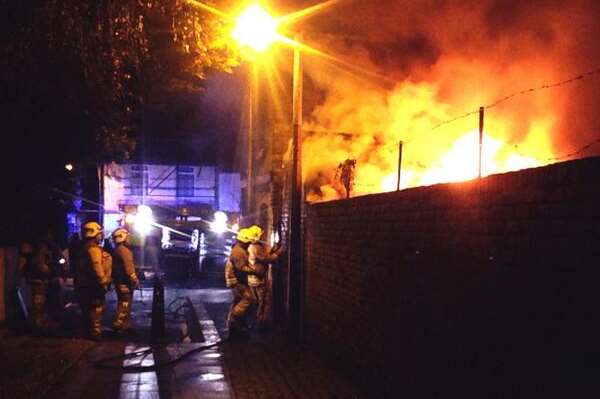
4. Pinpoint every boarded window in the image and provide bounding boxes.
[177,166,195,197]
[129,165,148,196]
